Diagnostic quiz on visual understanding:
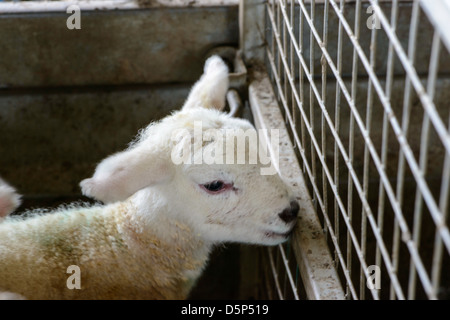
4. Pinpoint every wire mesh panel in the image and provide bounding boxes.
[256,244,304,299]
[246,0,450,300]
